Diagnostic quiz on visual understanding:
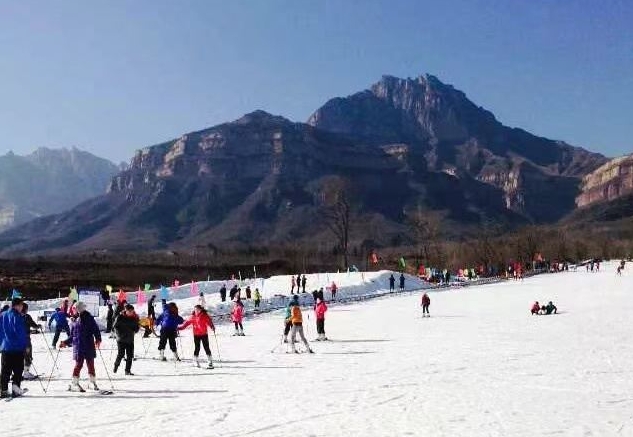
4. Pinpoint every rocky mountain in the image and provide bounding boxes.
[0,75,608,255]
[0,147,119,231]
[576,154,633,207]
